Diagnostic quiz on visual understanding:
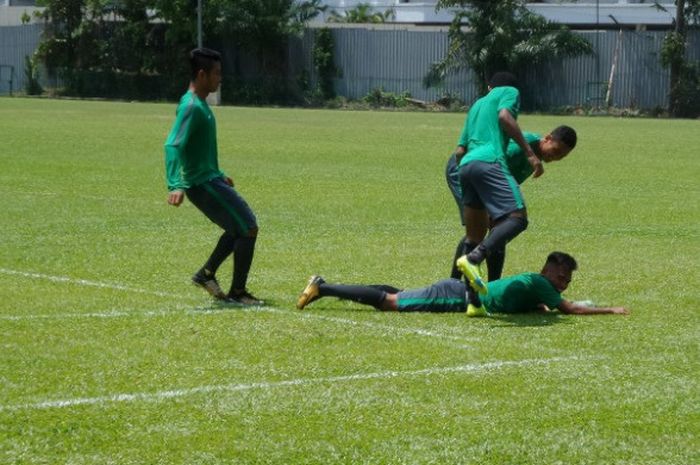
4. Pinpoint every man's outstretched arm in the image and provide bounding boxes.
[557,299,629,315]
